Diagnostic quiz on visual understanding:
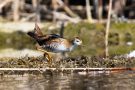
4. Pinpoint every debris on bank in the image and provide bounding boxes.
[127,50,135,58]
[0,55,135,68]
